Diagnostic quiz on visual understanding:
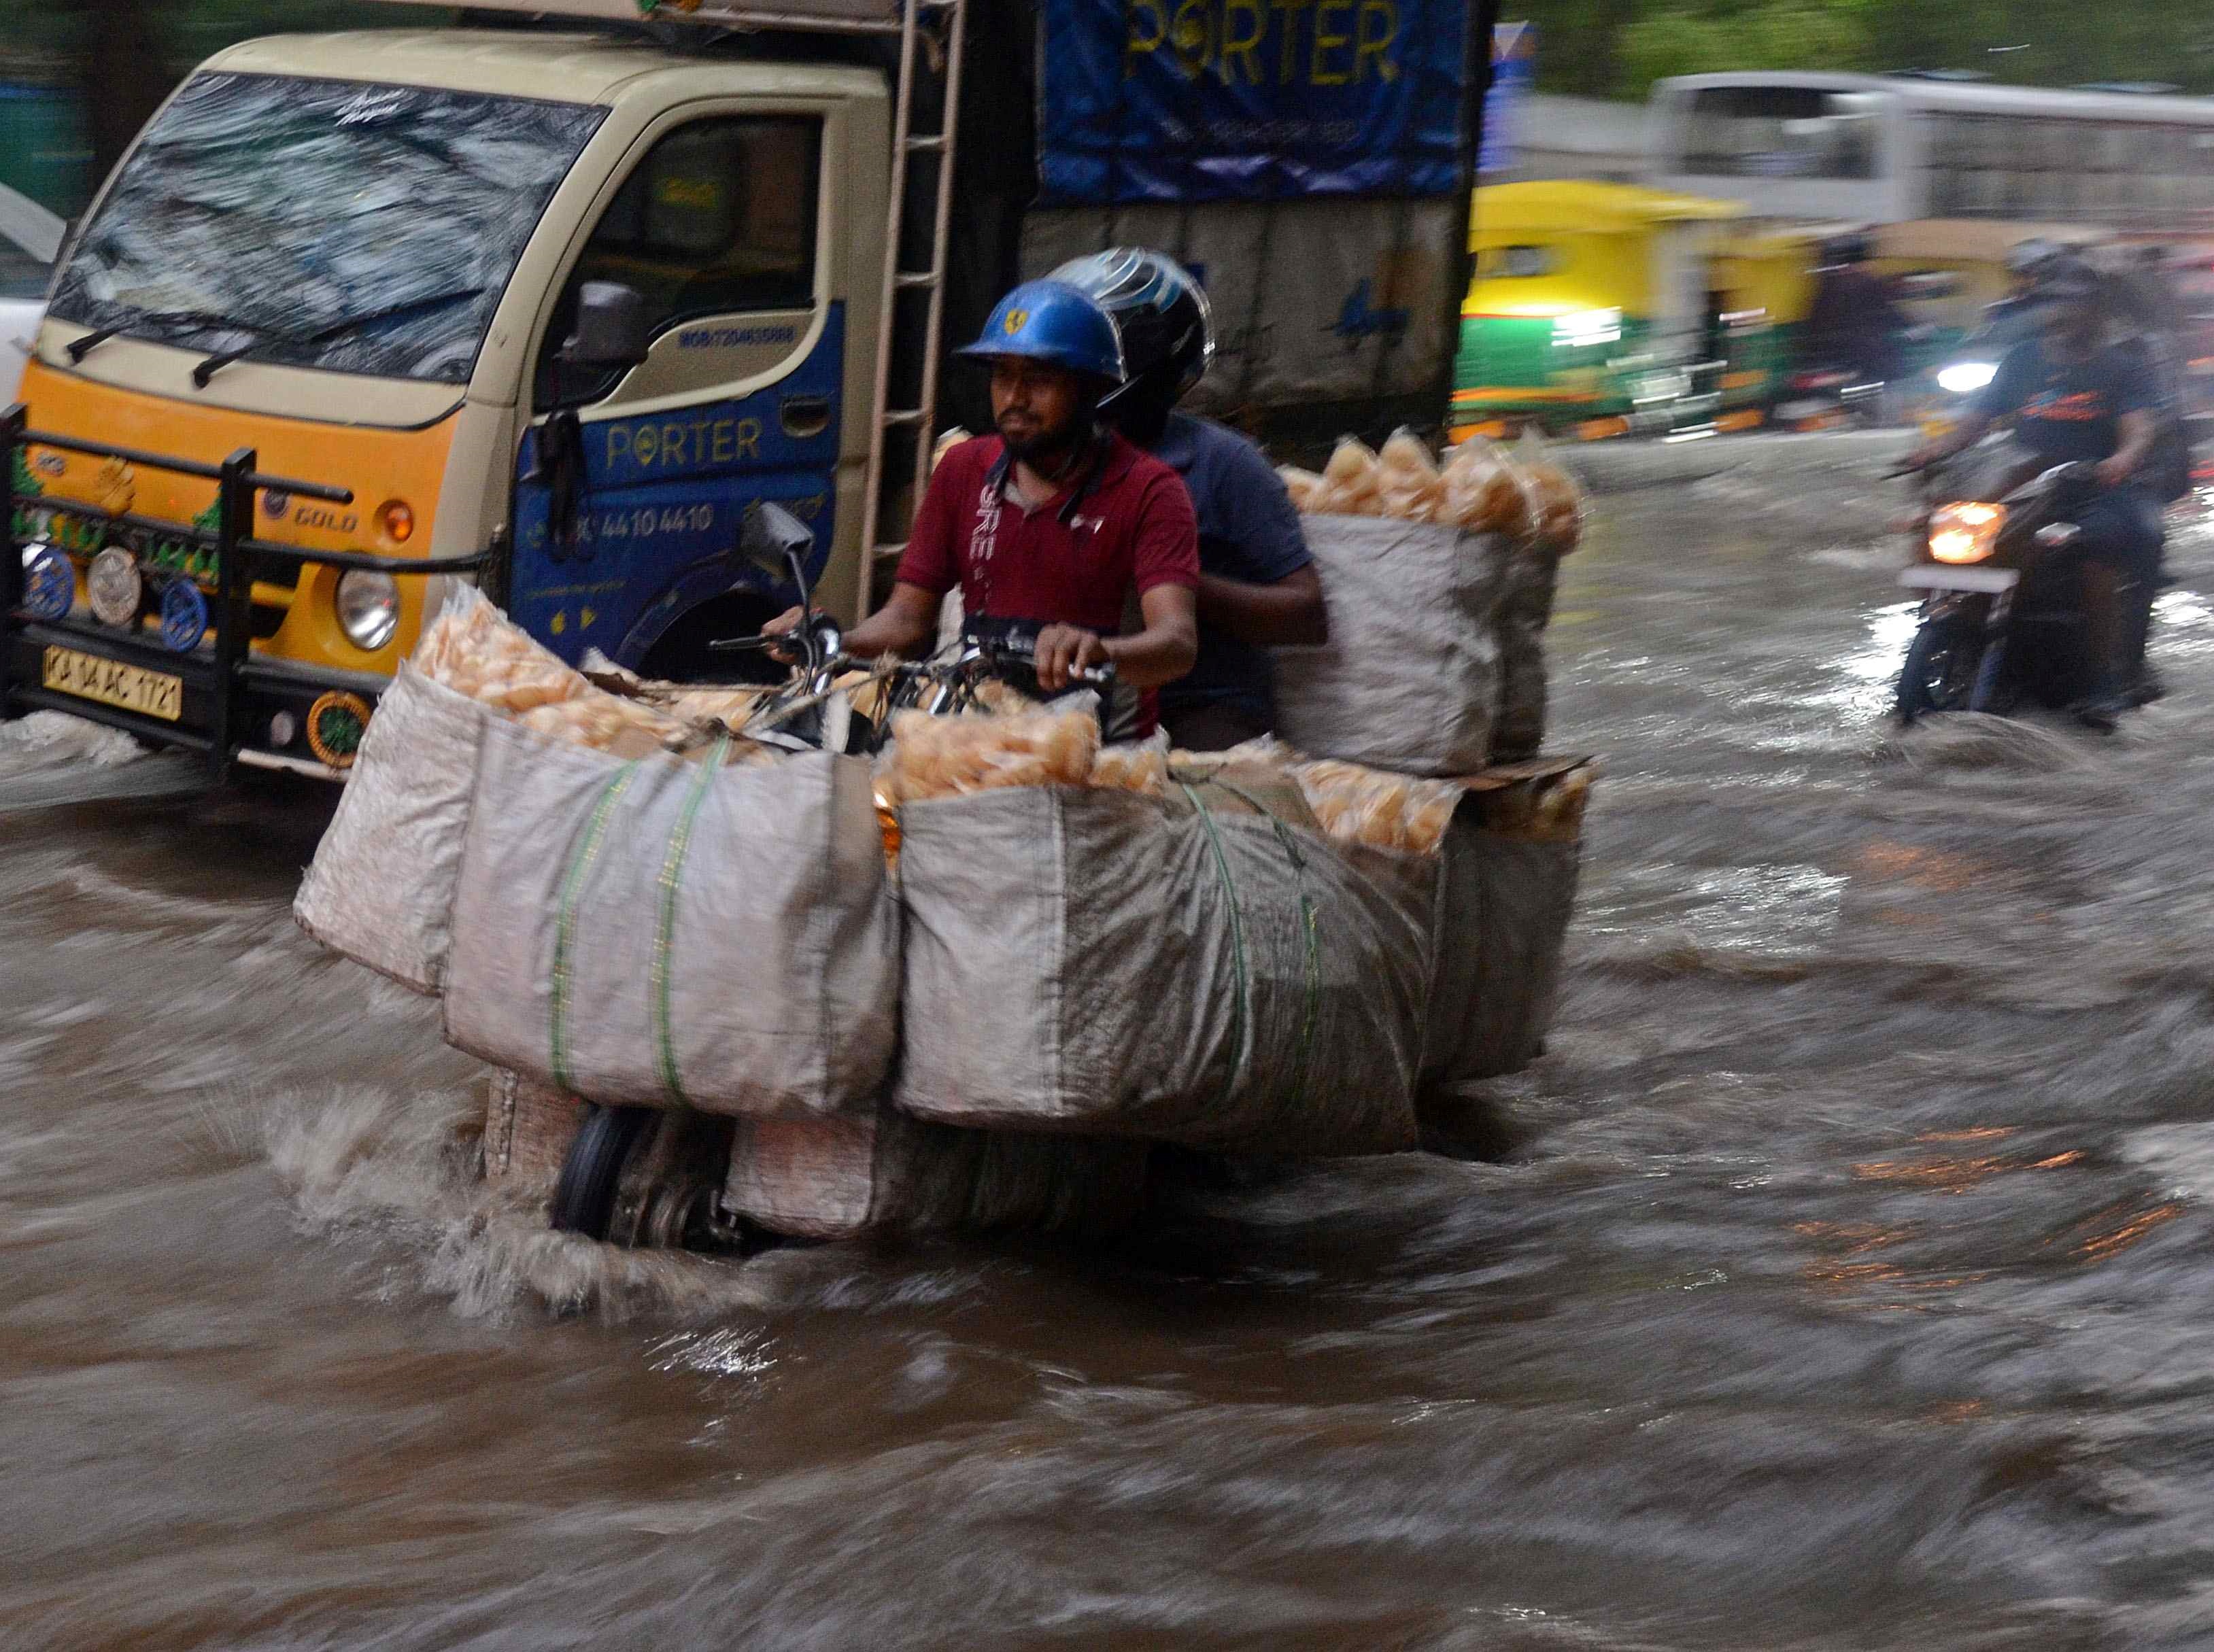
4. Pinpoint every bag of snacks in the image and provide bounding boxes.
[292,660,488,994]
[442,717,899,1120]
[1375,428,1447,522]
[1272,749,1592,1086]
[893,785,1429,1154]
[296,589,763,993]
[1440,438,1536,538]
[1271,513,1515,776]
